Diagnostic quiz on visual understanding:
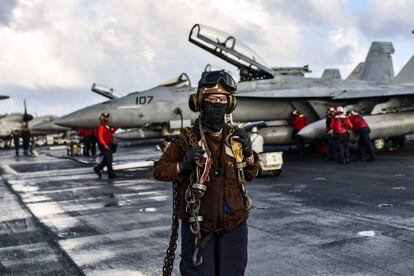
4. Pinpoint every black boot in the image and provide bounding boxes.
[93,166,102,178]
